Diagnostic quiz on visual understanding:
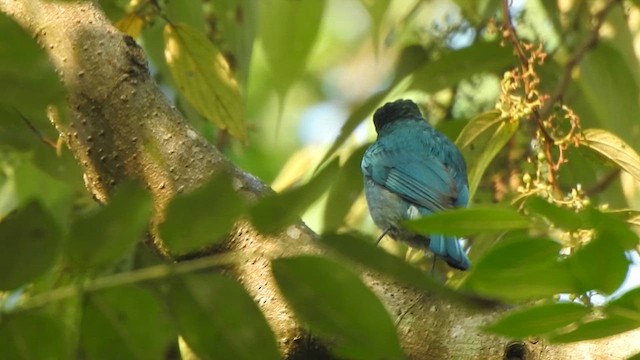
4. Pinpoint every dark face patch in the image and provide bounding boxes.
[372,99,423,133]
